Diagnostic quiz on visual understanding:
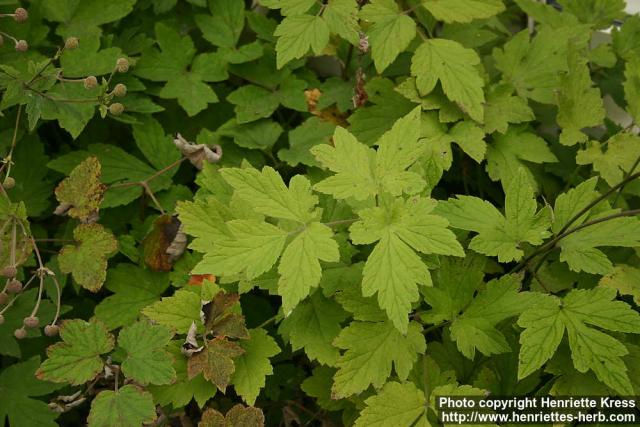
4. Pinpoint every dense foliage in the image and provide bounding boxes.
[1,0,640,426]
